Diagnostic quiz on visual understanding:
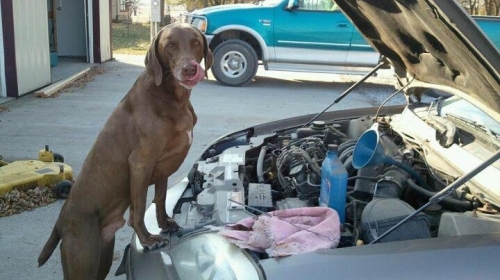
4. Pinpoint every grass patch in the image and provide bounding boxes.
[112,22,150,55]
